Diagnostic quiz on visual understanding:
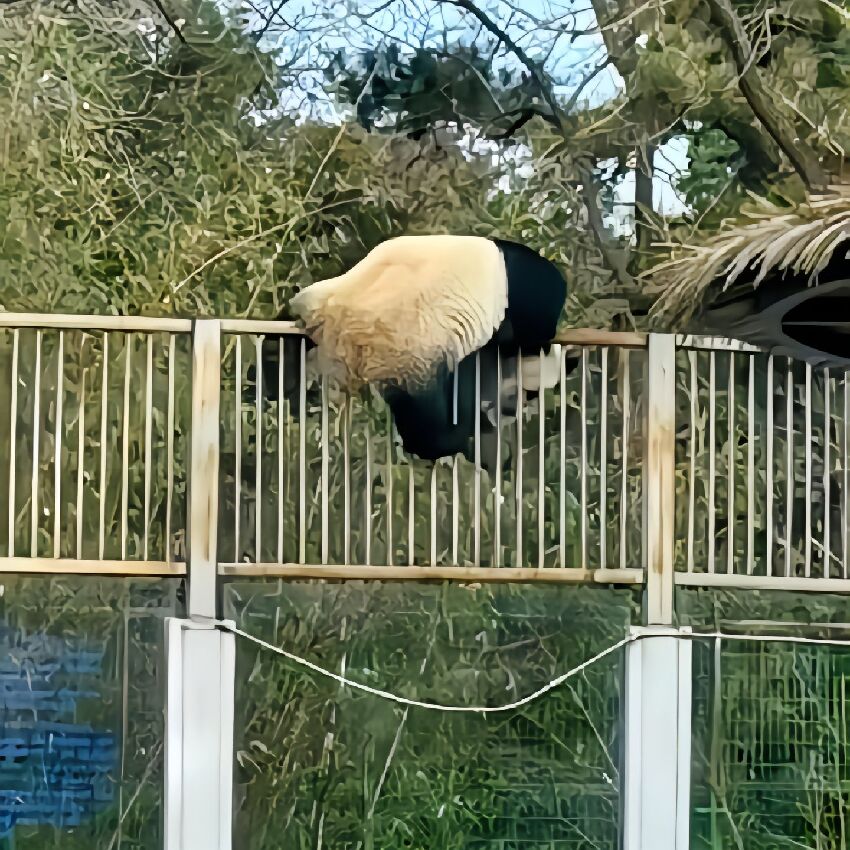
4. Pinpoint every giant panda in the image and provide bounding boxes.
[256,235,568,474]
